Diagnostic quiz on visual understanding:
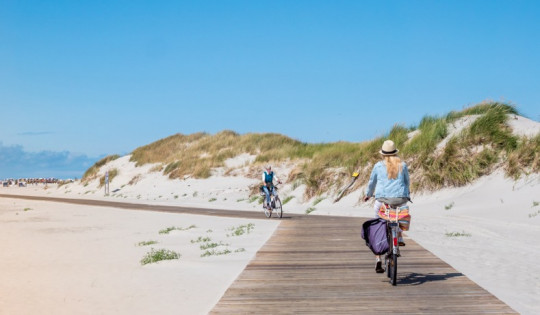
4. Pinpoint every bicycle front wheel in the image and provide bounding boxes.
[274,197,283,218]
[264,202,271,218]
